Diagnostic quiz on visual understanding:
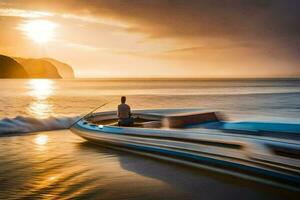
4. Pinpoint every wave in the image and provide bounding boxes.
[0,115,79,135]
